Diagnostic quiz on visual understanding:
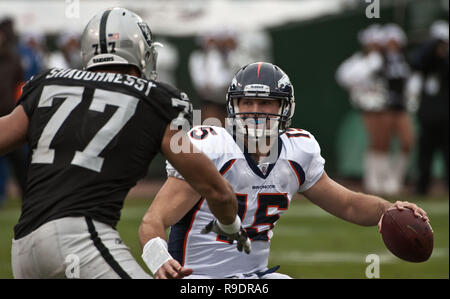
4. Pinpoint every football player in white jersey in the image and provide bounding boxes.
[139,62,429,279]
